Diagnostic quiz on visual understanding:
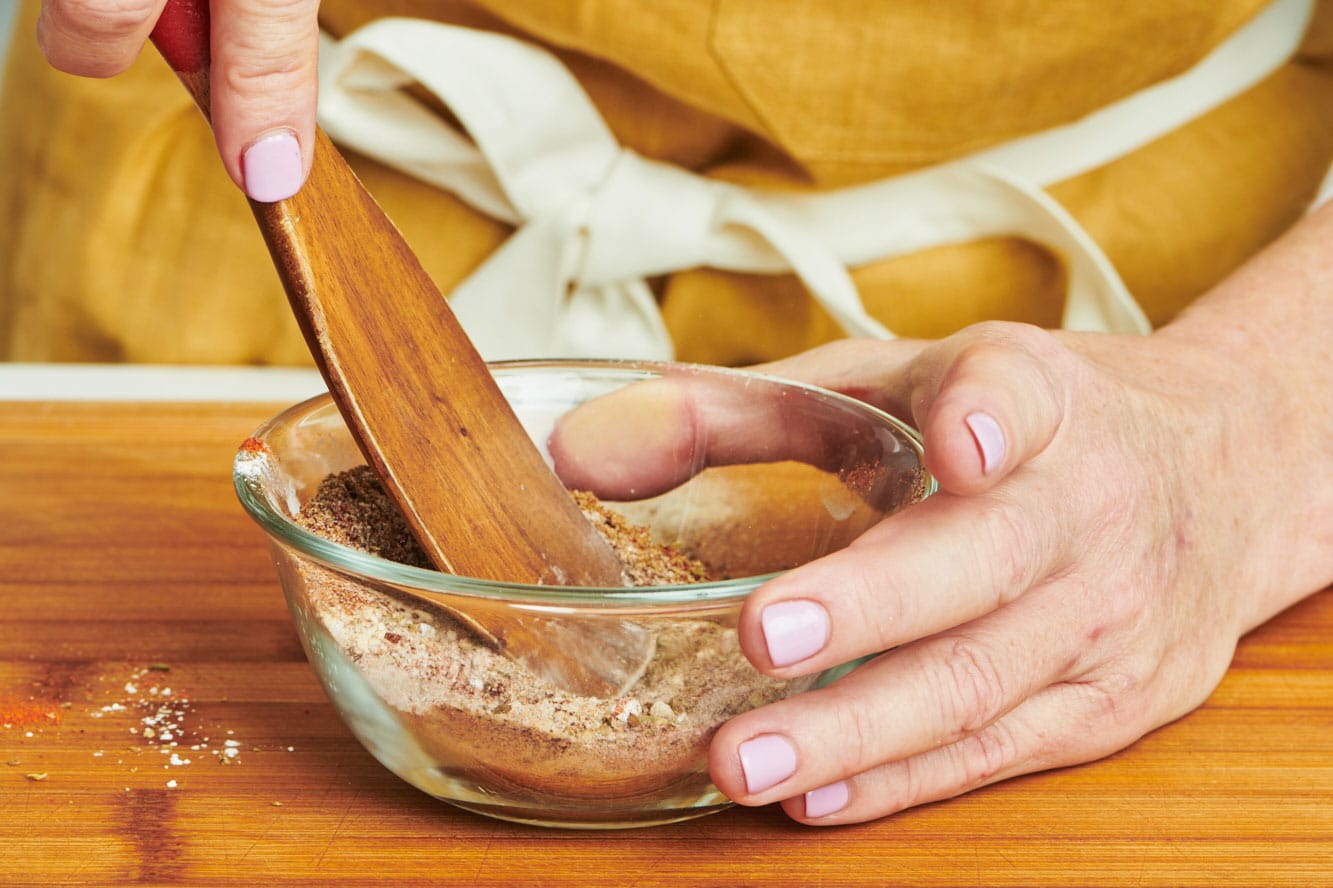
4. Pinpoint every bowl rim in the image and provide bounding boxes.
[233,358,932,606]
